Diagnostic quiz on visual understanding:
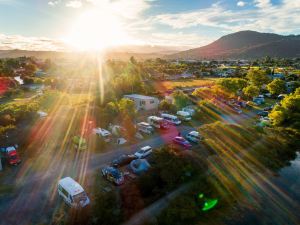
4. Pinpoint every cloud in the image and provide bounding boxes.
[0,33,68,51]
[237,1,246,7]
[66,0,82,8]
[152,1,300,34]
[254,0,271,8]
[48,1,60,6]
